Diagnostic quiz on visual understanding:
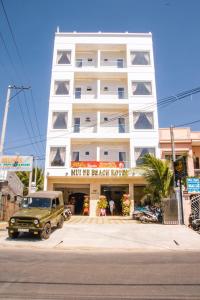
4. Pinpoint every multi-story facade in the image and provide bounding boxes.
[44,31,159,216]
[159,128,200,177]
